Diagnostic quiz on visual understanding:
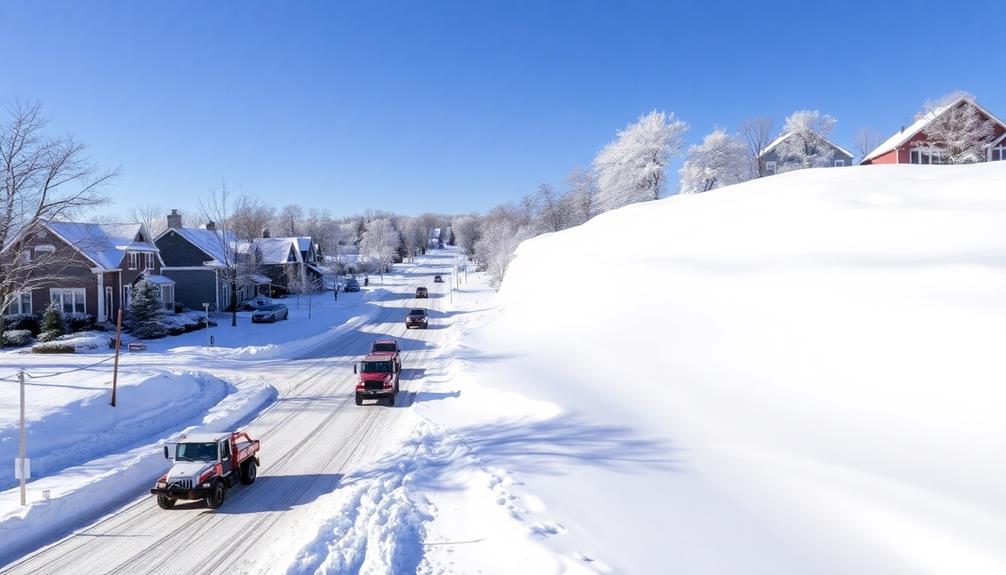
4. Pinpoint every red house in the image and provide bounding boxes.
[861,96,1006,165]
